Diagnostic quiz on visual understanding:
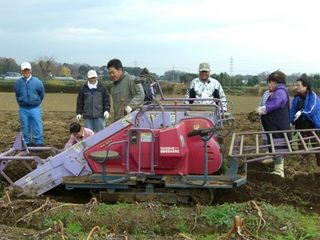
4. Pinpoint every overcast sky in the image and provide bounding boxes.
[1,0,319,76]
